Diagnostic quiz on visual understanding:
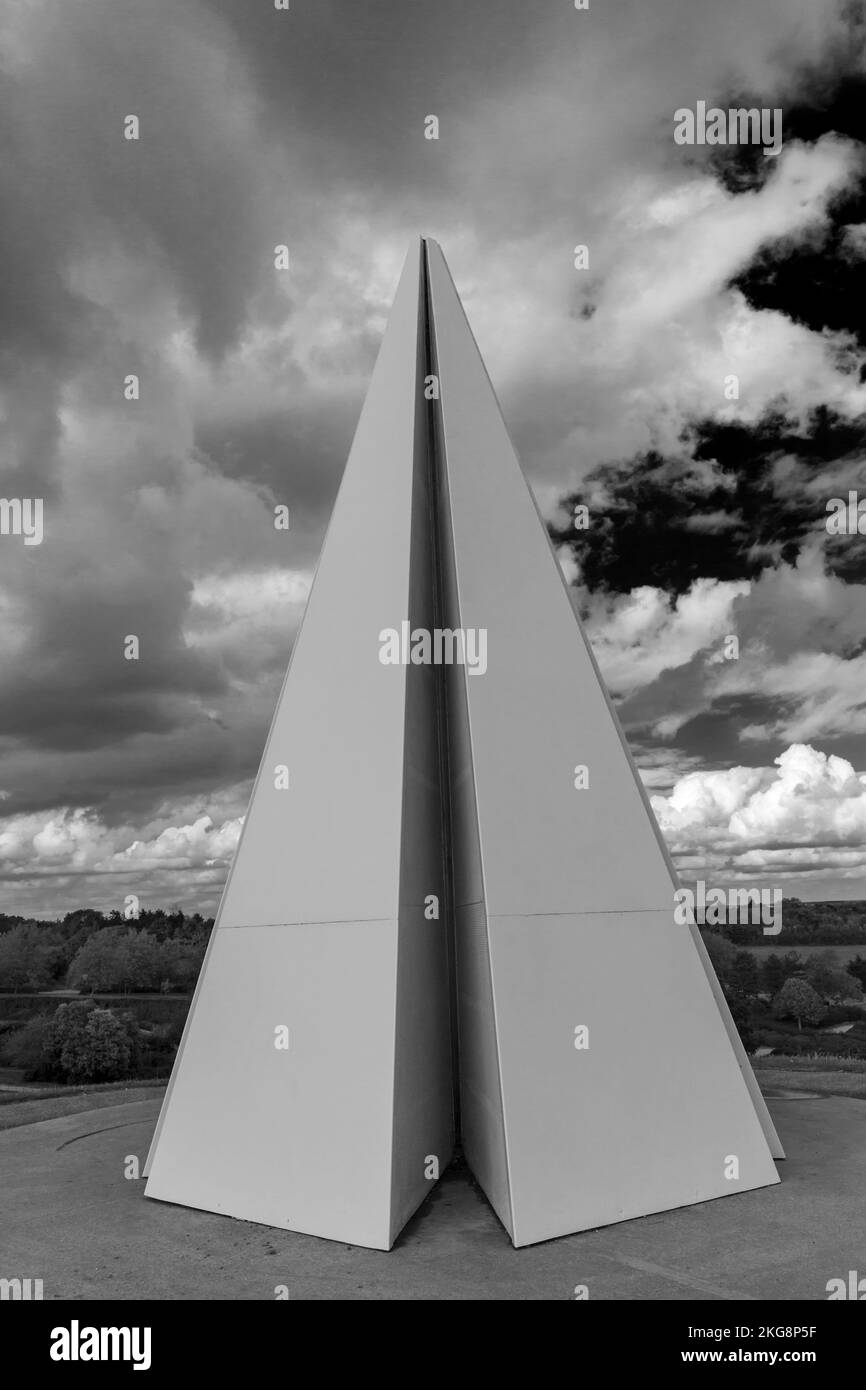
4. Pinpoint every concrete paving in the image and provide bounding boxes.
[0,1089,863,1299]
